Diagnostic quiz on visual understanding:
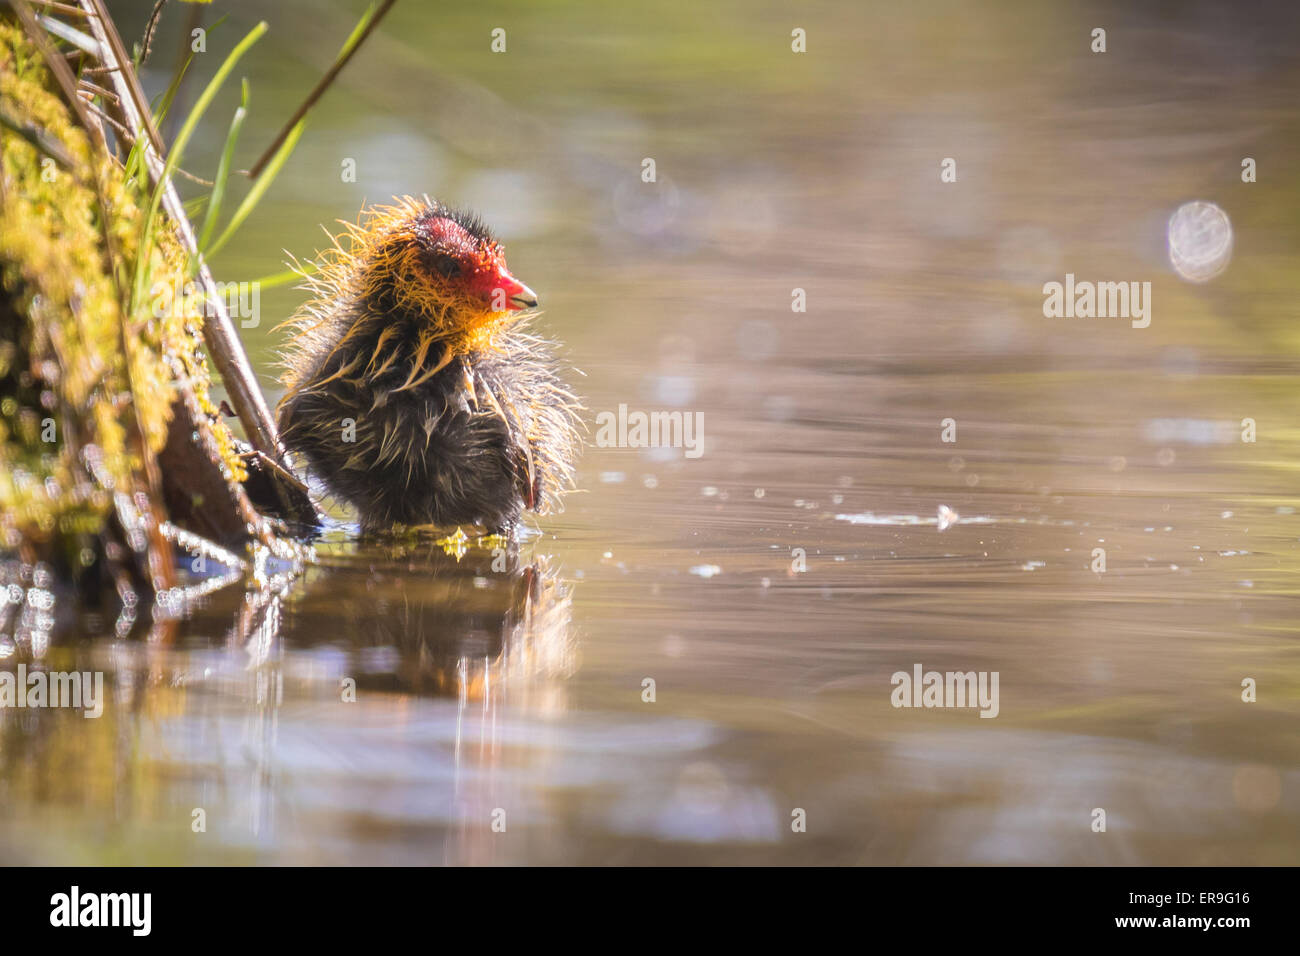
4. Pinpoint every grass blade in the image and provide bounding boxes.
[130,20,267,315]
[245,0,395,178]
[150,52,195,130]
[204,117,303,260]
[197,77,249,255]
[240,264,317,290]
